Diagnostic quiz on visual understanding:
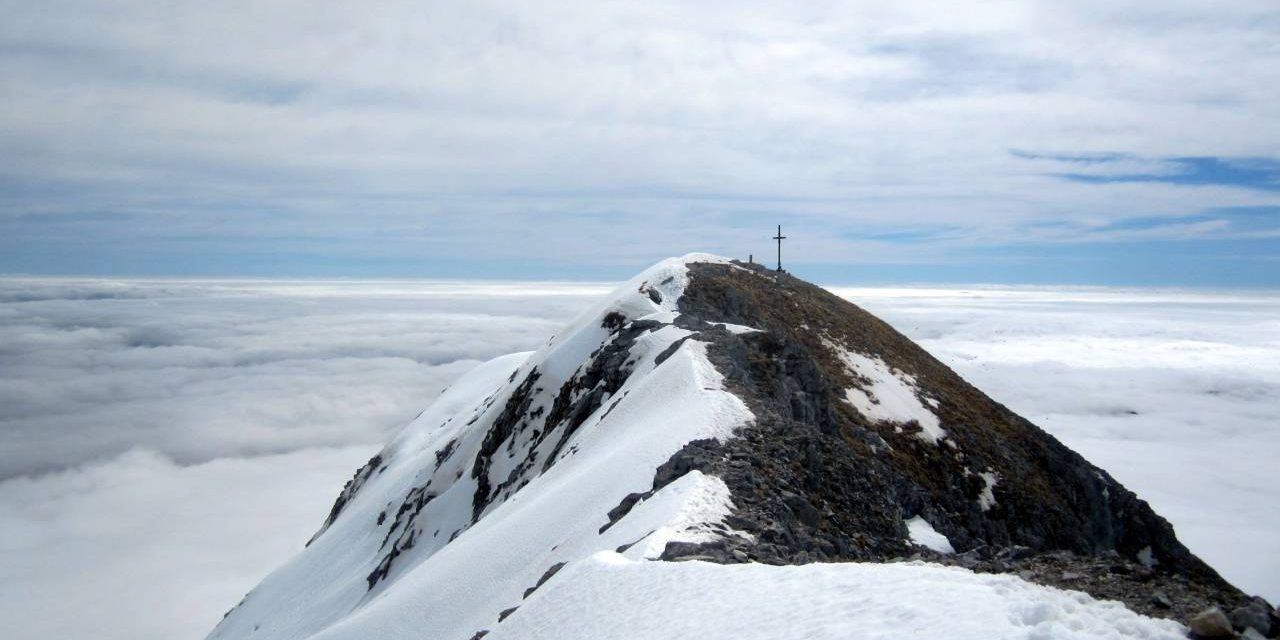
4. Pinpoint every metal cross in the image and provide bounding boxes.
[773,225,787,272]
